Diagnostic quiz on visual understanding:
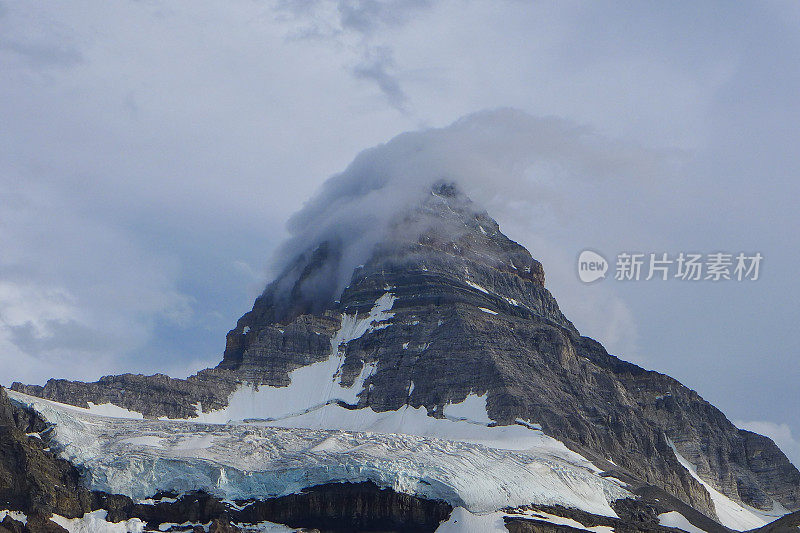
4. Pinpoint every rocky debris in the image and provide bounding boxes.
[9,183,800,526]
[504,498,726,533]
[503,520,591,533]
[628,485,729,533]
[0,516,64,533]
[503,516,659,533]
[502,499,797,533]
[0,516,26,533]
